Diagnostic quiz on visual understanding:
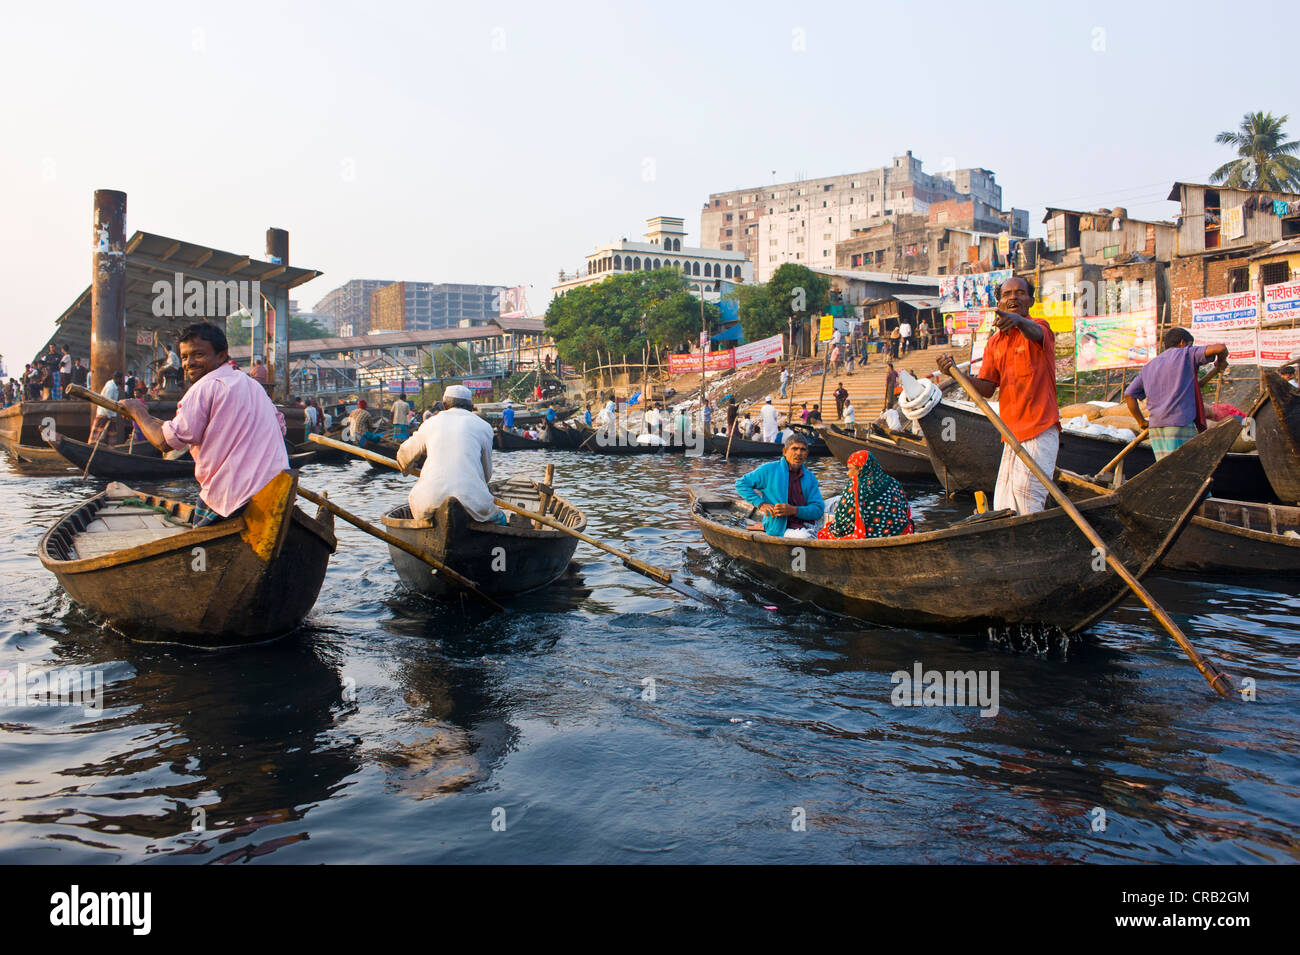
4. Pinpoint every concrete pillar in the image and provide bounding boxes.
[89,190,127,395]
[266,228,290,399]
